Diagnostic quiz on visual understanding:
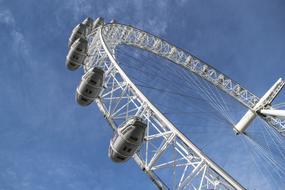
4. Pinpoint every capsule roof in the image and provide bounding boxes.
[68,23,87,48]
[82,17,94,27]
[110,19,117,24]
[71,37,88,48]
[93,17,104,28]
